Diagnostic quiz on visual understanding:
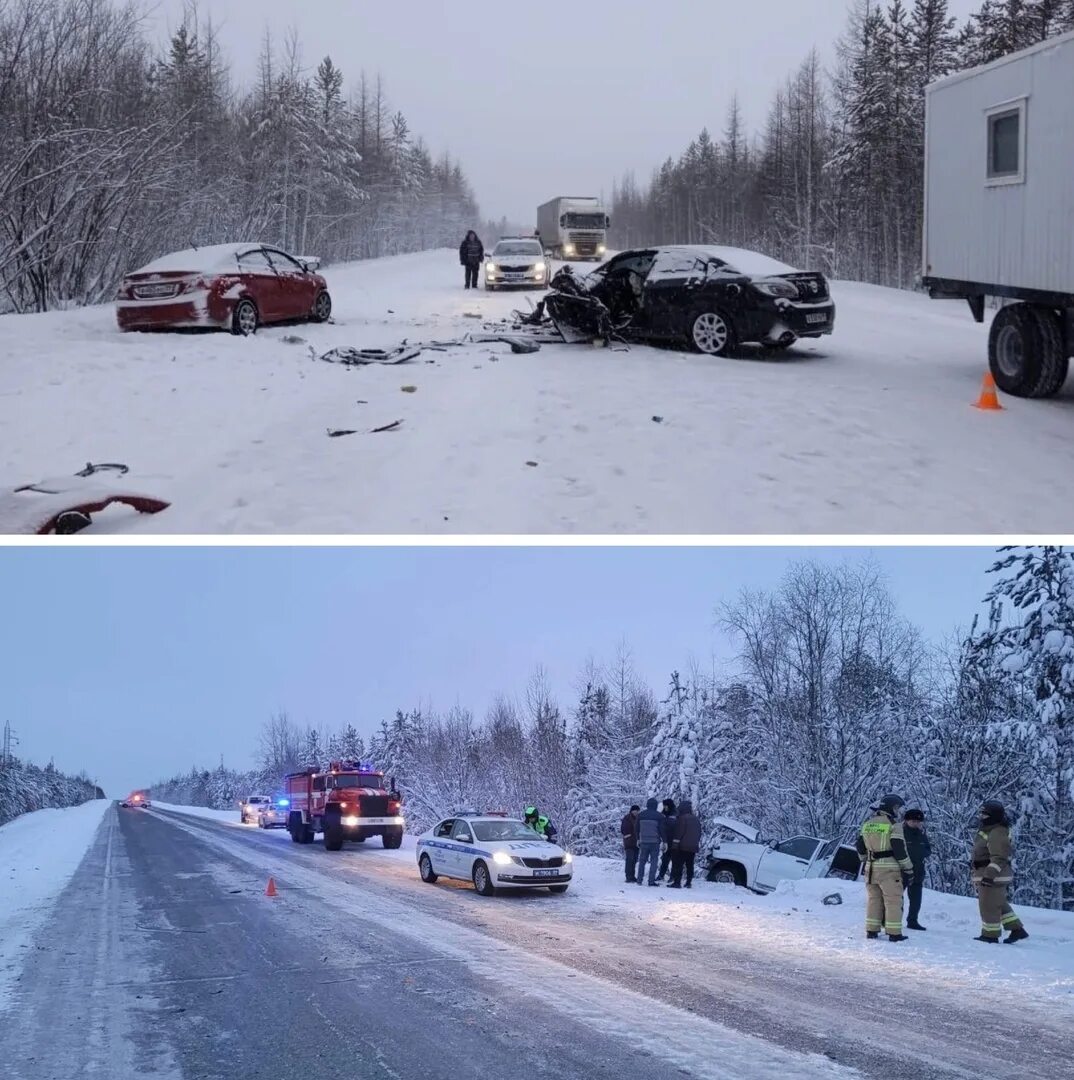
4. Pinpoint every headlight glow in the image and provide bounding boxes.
[533,264,545,276]
[342,815,359,827]
[564,244,575,255]
[597,245,606,254]
[486,263,497,275]
[564,852,573,863]
[492,851,512,865]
